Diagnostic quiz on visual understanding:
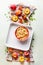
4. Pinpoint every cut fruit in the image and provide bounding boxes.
[22,14,27,20]
[15,10,22,16]
[23,8,30,15]
[19,56,24,63]
[12,52,18,59]
[19,18,23,23]
[8,48,13,53]
[11,15,18,22]
[18,5,23,10]
[24,51,30,57]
